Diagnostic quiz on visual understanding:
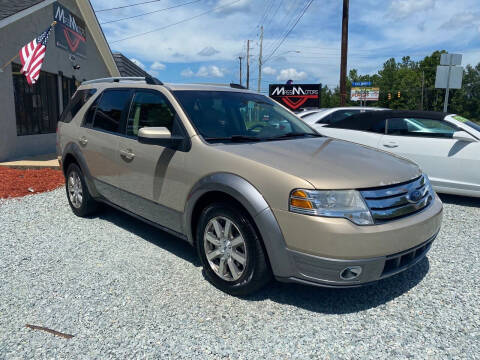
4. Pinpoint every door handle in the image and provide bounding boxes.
[383,142,398,148]
[120,148,135,160]
[79,136,88,146]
